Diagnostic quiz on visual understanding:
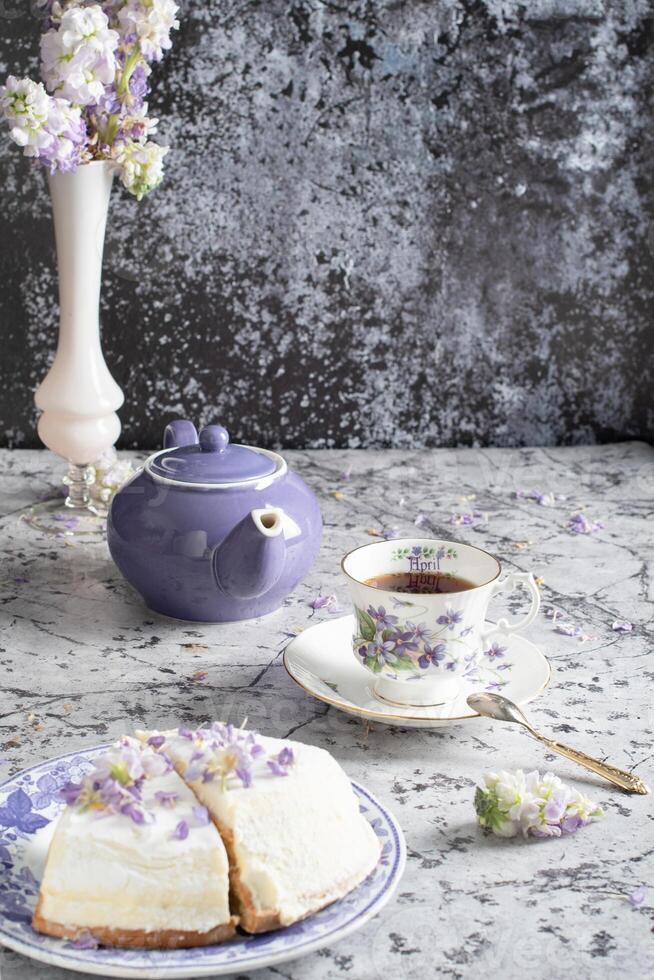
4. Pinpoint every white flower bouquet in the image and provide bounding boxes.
[475,769,603,838]
[0,0,178,198]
